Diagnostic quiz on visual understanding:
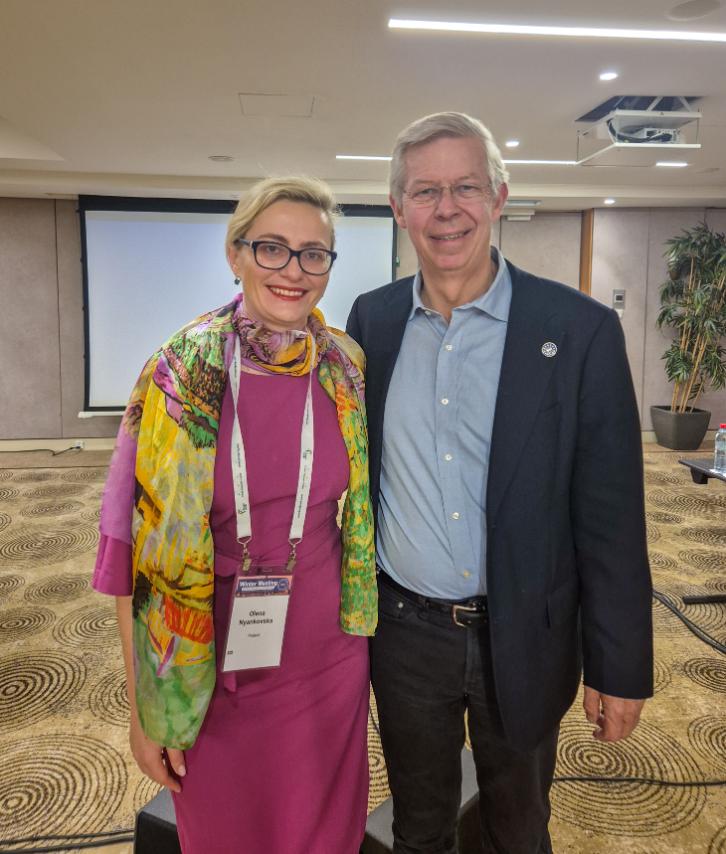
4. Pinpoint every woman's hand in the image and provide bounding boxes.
[115,596,186,792]
[129,710,185,793]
